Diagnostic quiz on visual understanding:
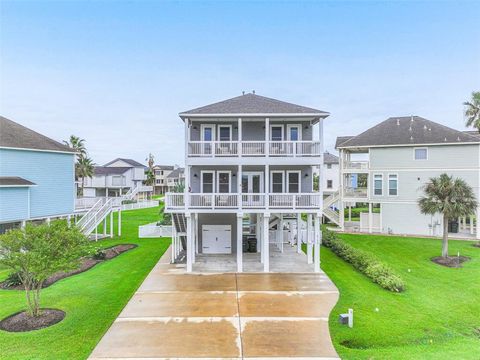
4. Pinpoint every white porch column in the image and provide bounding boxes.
[238,165,242,210]
[307,214,313,264]
[186,213,192,272]
[265,117,270,157]
[470,215,474,235]
[279,214,284,253]
[259,214,264,263]
[368,202,373,233]
[263,212,270,272]
[191,213,196,264]
[348,206,352,221]
[238,117,242,157]
[46,217,51,225]
[110,212,113,238]
[195,213,199,254]
[314,213,321,273]
[477,207,480,240]
[297,213,302,254]
[237,213,243,272]
[103,217,107,237]
[118,209,122,236]
[265,164,269,210]
[21,220,26,229]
